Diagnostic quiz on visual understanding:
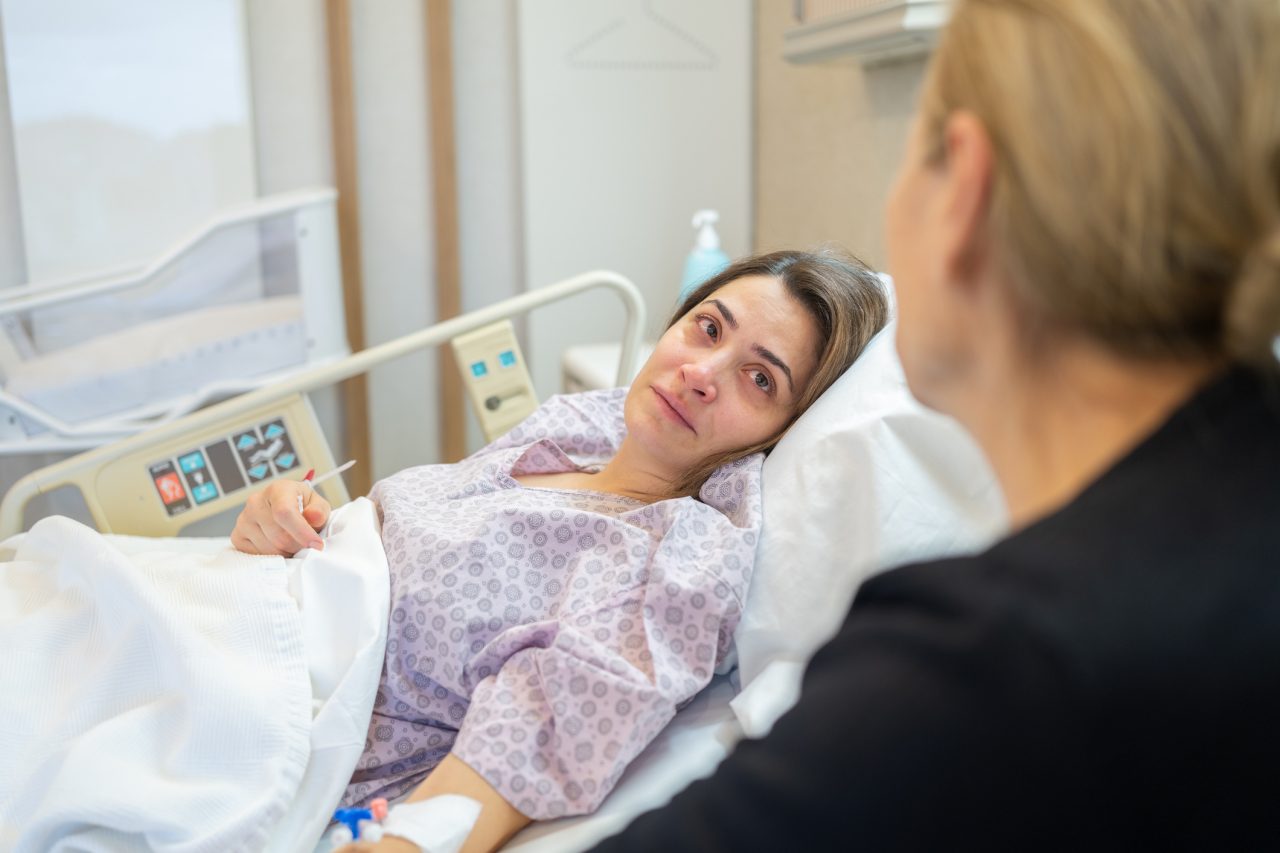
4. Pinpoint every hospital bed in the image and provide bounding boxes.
[0,271,1006,852]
